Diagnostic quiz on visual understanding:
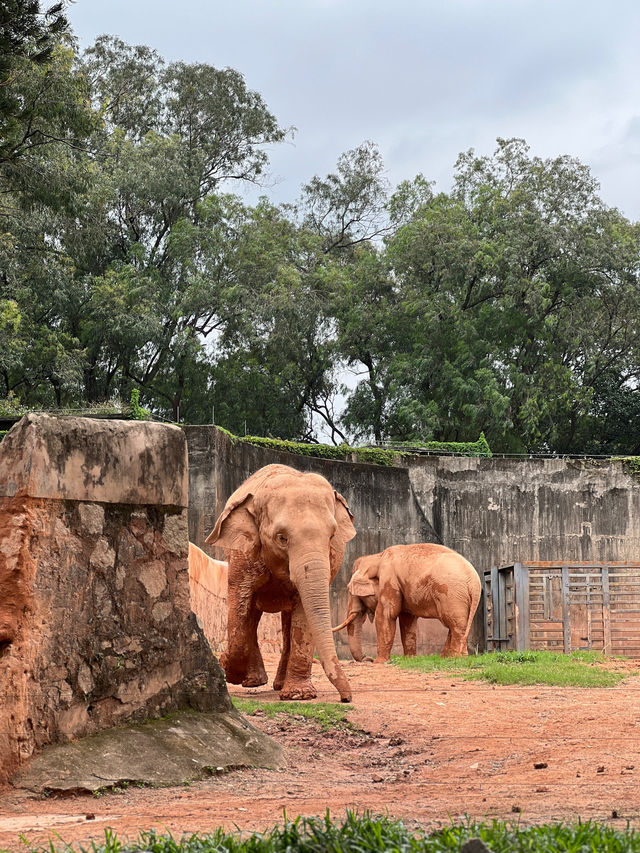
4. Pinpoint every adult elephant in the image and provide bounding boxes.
[206,464,355,702]
[334,543,481,662]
